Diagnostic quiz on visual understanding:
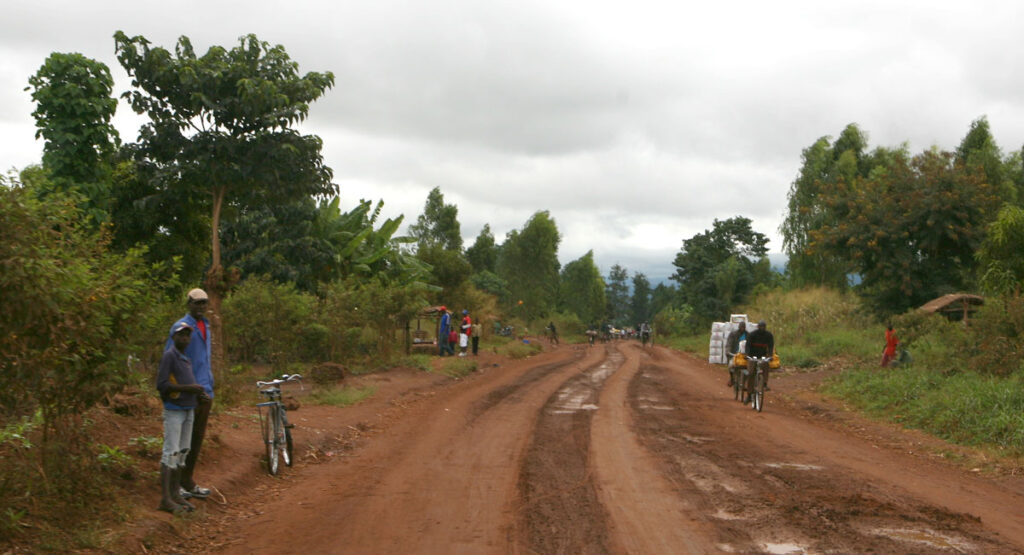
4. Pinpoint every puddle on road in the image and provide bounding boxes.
[762,542,807,554]
[764,462,824,471]
[871,528,973,551]
[547,354,622,415]
[711,509,746,521]
[637,395,677,412]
